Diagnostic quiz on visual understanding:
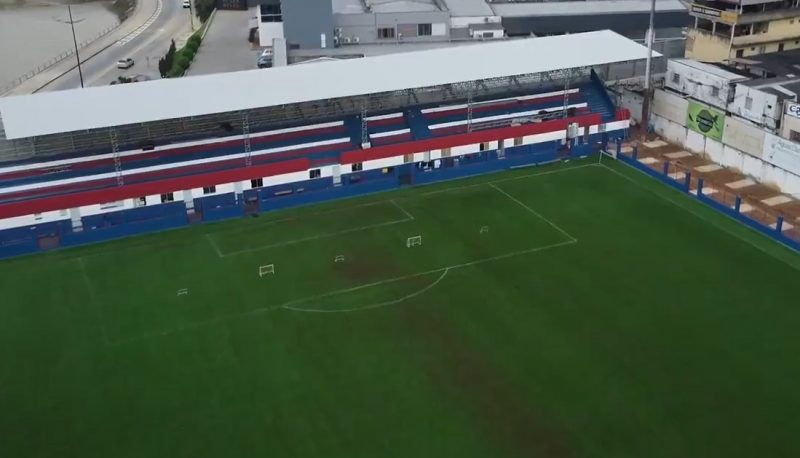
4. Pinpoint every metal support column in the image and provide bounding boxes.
[243,112,252,167]
[562,69,571,118]
[110,128,123,186]
[466,89,474,133]
[360,104,368,146]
